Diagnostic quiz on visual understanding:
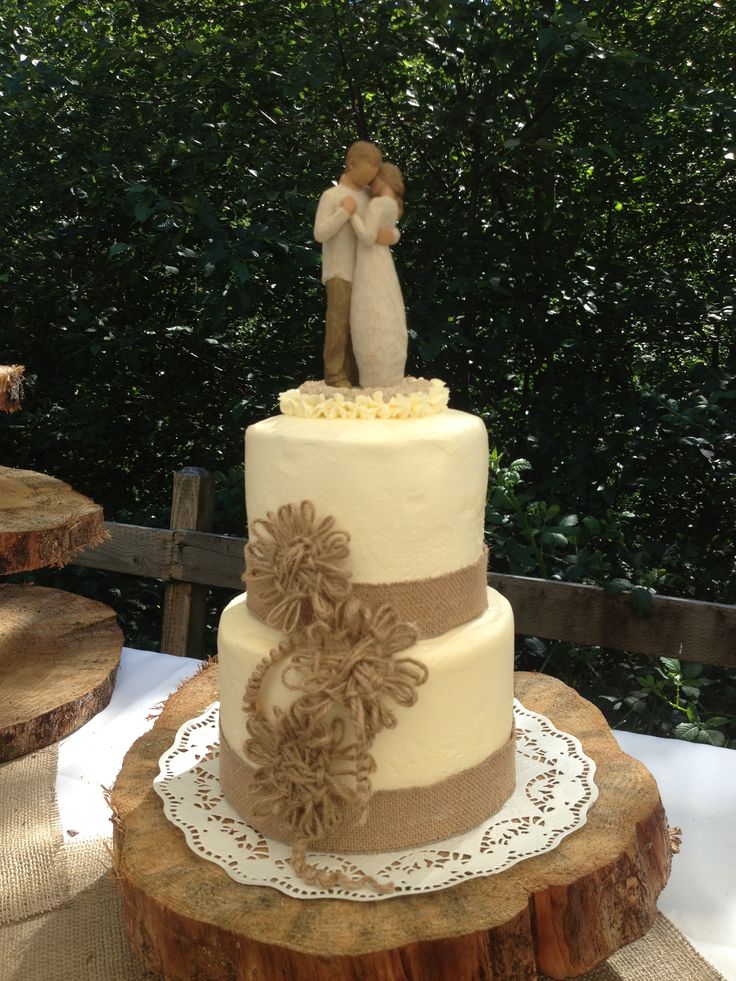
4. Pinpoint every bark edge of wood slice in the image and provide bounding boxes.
[0,584,122,761]
[111,666,673,980]
[0,364,24,413]
[0,465,109,573]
